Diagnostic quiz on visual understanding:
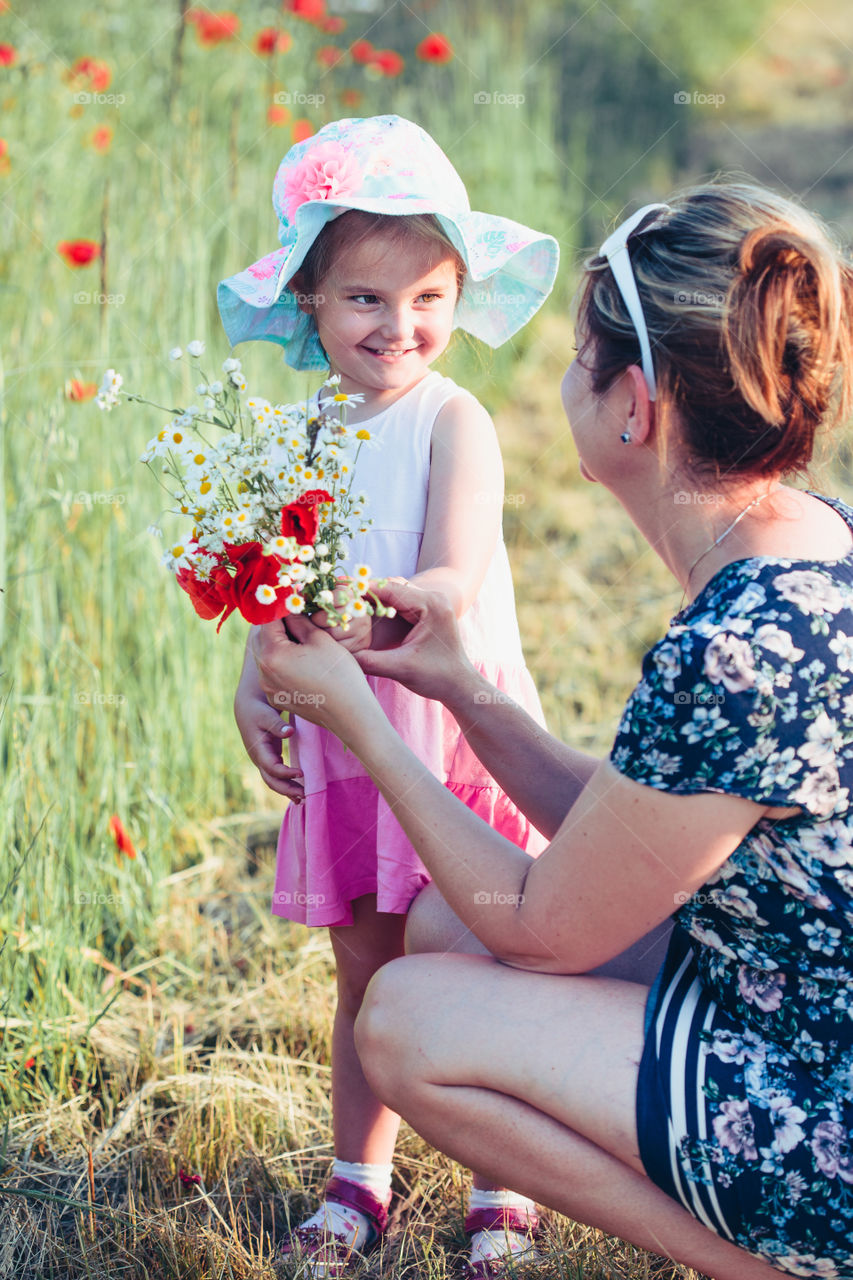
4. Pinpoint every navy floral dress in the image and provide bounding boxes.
[613,495,853,1278]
